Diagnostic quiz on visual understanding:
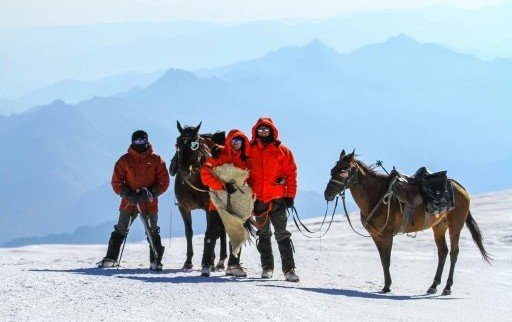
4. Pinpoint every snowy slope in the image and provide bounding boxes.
[1,190,511,321]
